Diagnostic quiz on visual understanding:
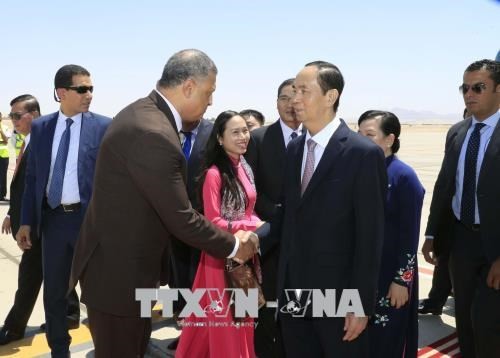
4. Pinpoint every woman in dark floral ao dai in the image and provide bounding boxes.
[358,110,424,358]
